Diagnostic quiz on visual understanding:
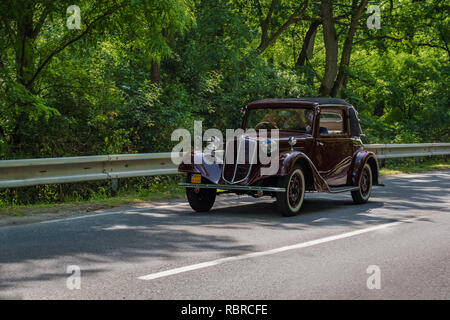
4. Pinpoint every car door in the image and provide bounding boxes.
[313,107,353,186]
